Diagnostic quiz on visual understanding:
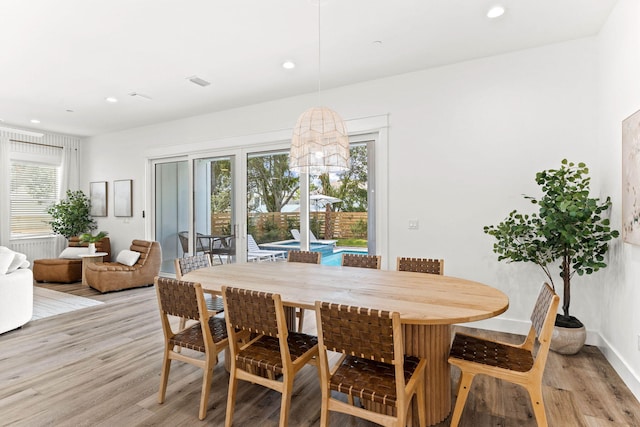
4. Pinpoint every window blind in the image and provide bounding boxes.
[10,161,60,237]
